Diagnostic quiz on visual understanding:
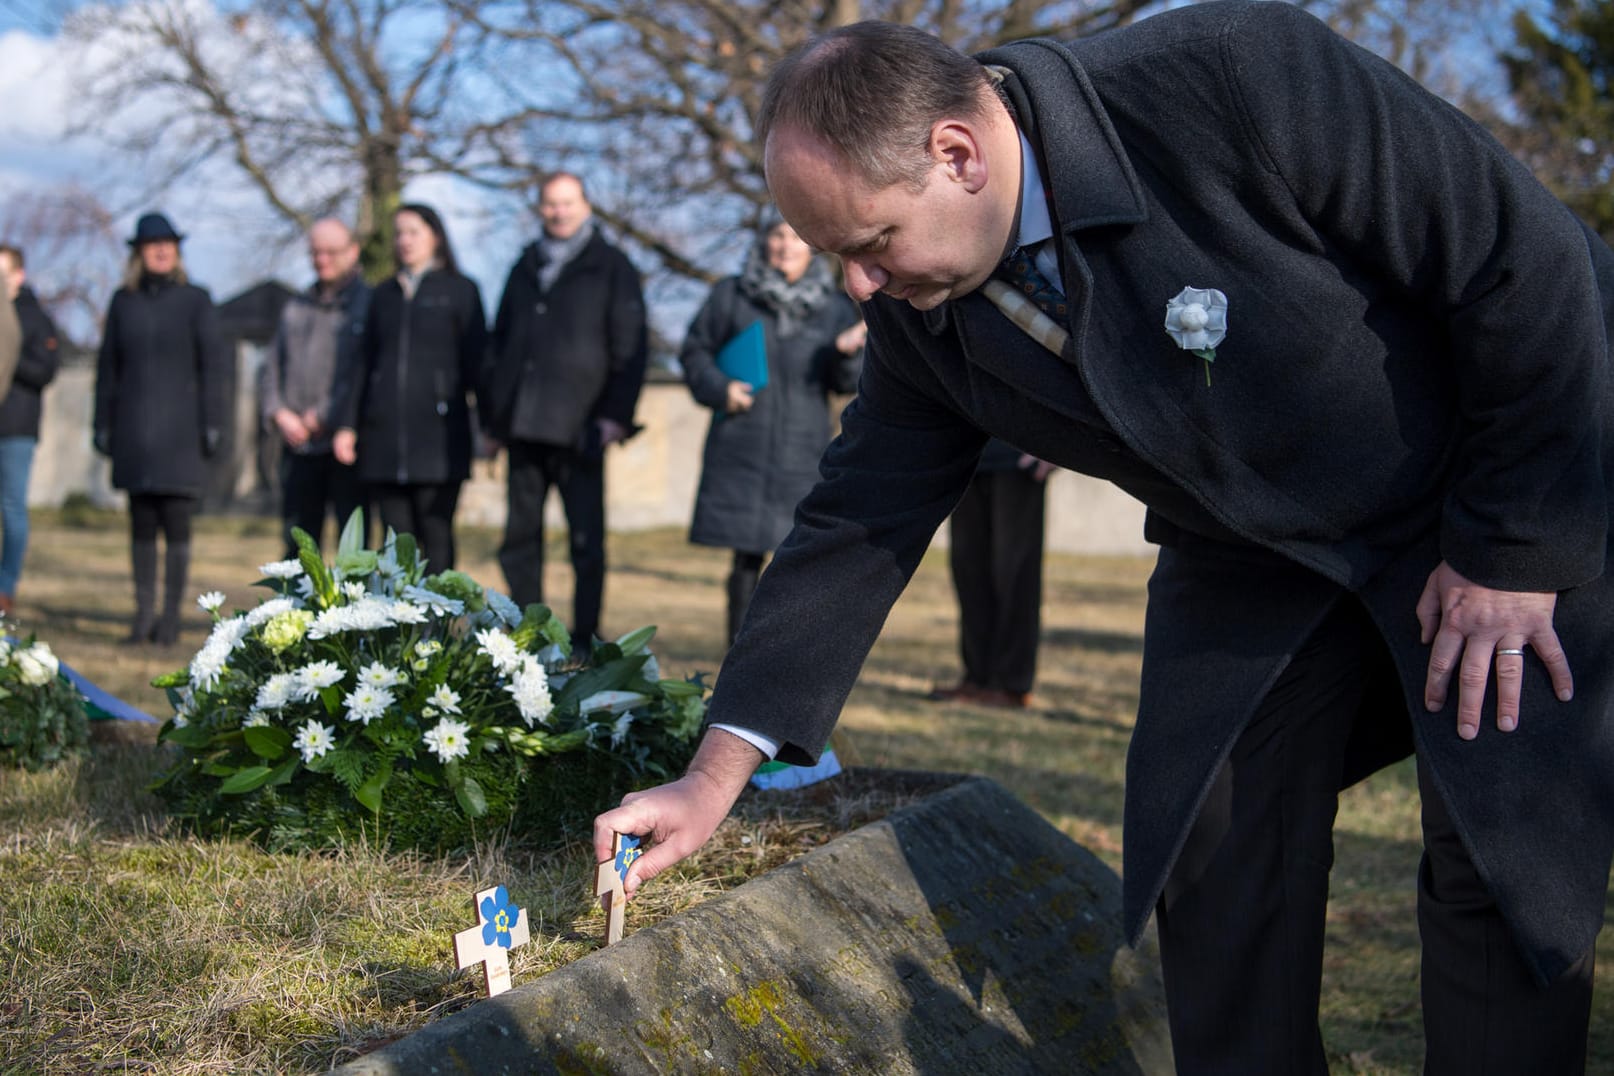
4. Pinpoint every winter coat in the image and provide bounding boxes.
[94,276,229,497]
[705,1,1614,985]
[339,269,486,487]
[262,274,371,456]
[482,230,647,448]
[682,275,861,554]
[0,287,60,439]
